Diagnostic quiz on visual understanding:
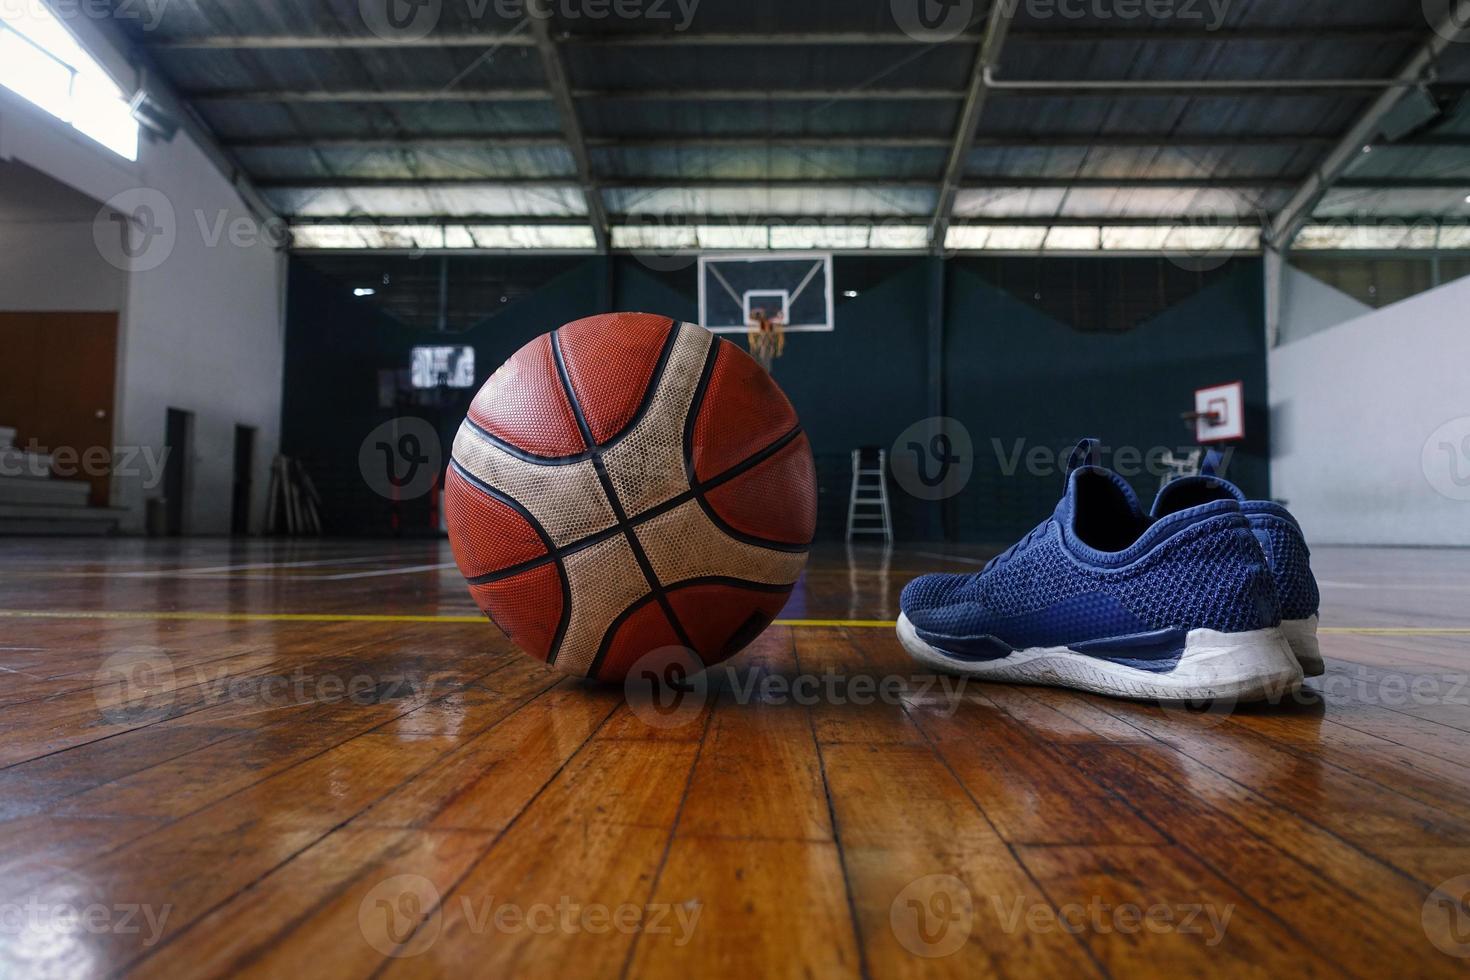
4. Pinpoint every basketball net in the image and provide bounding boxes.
[746,308,785,372]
